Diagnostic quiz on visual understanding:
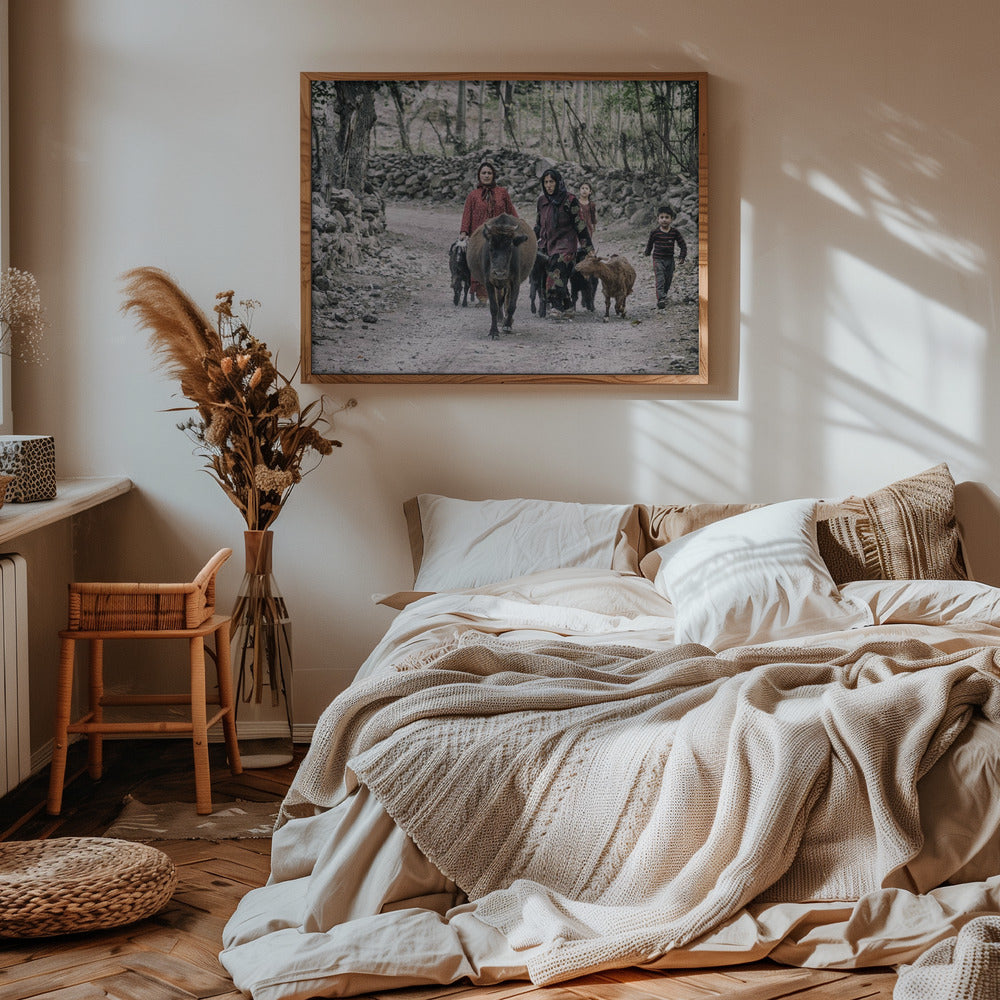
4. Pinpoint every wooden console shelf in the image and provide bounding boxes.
[0,477,133,545]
